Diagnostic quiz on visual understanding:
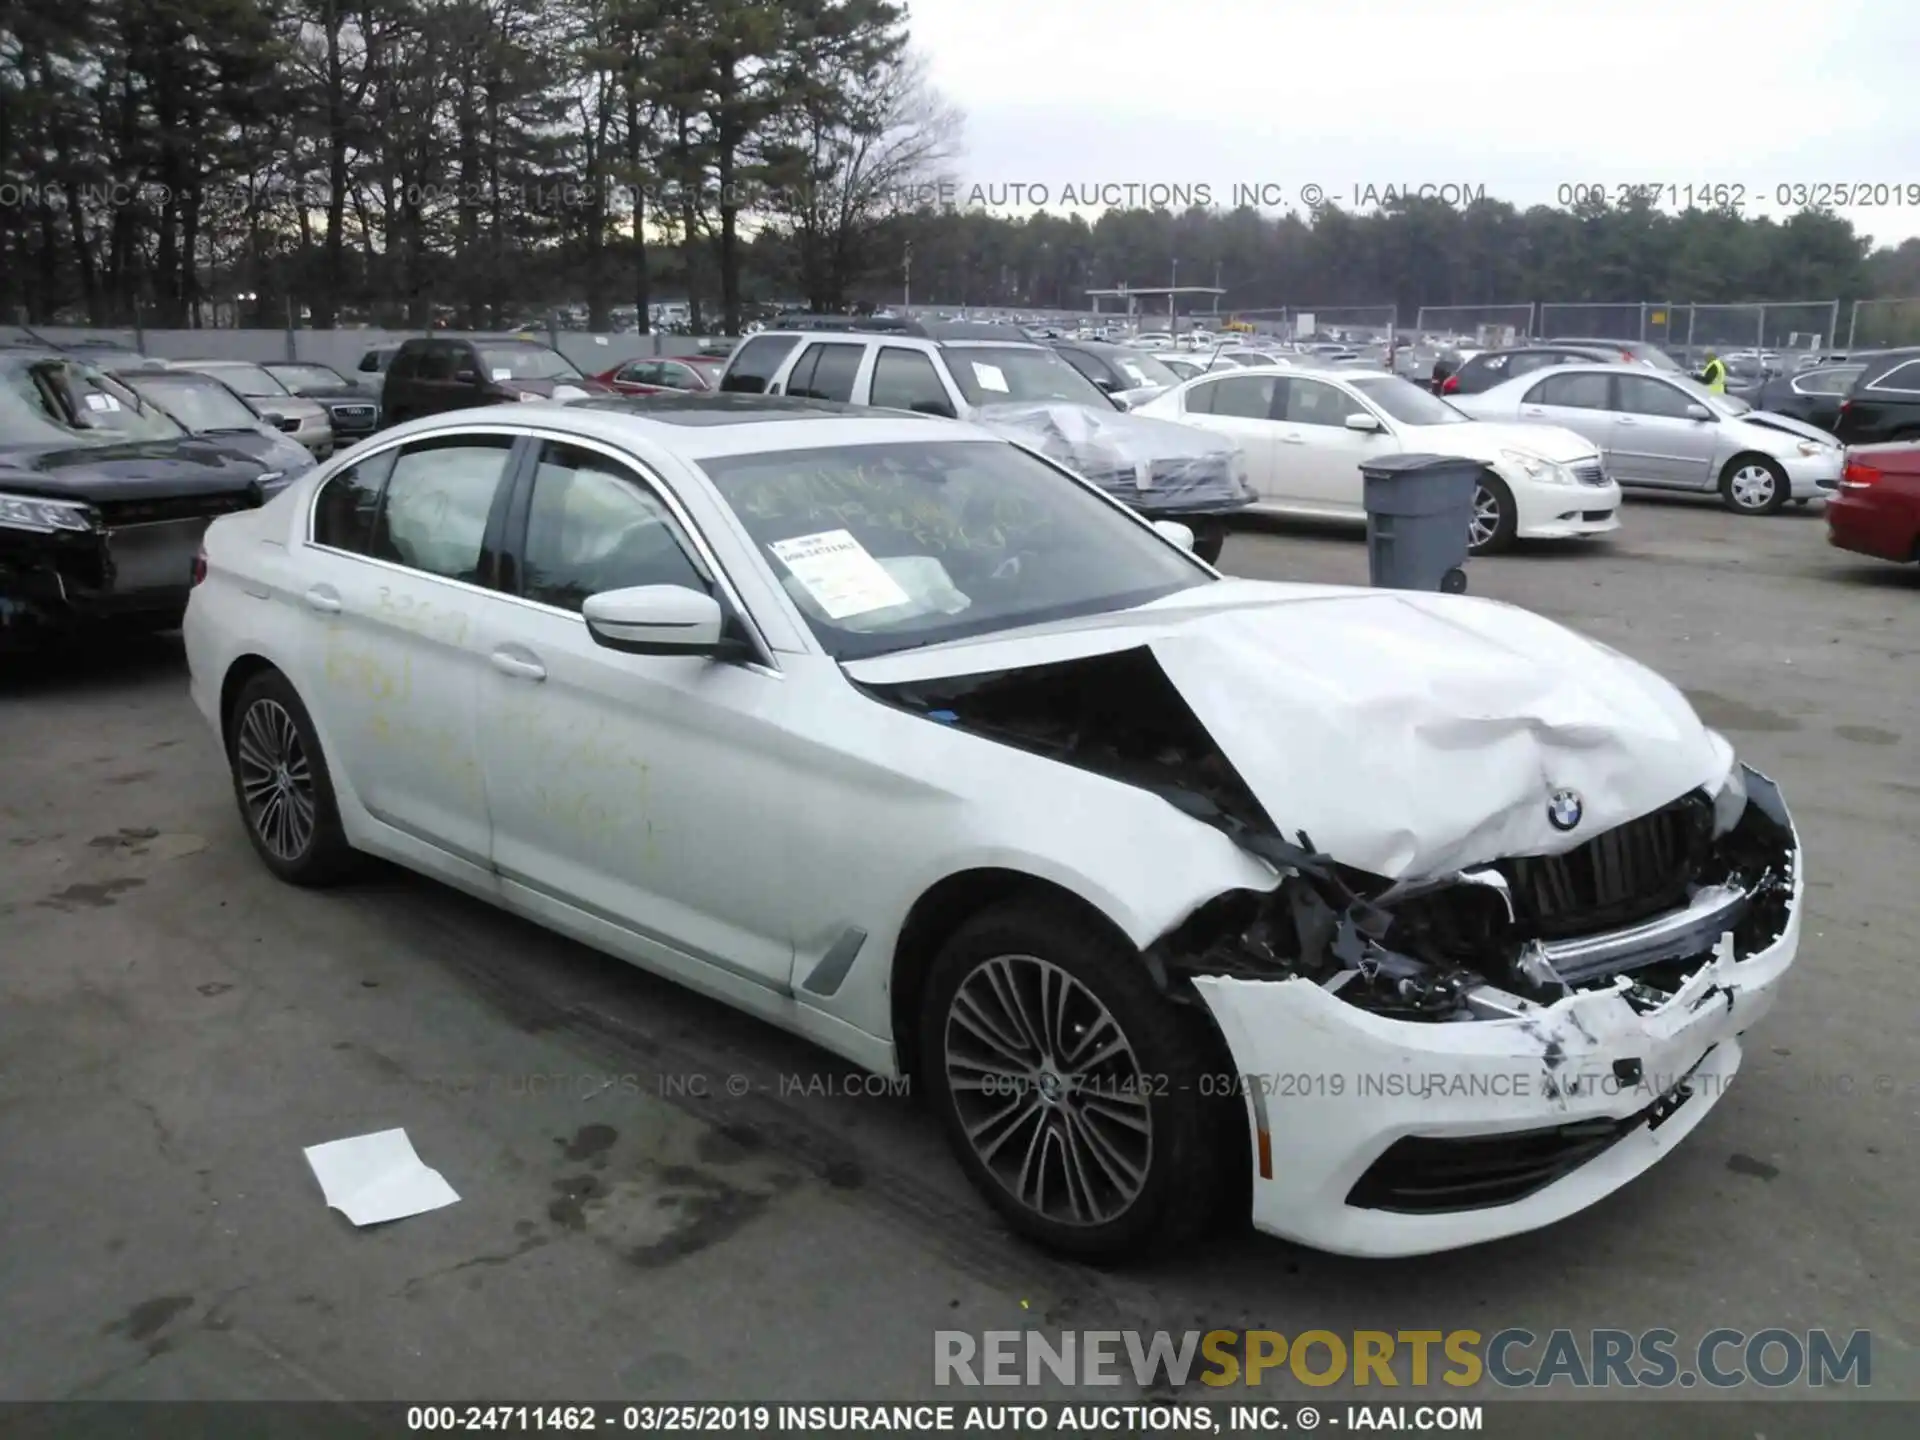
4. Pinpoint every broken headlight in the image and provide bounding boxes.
[1710,757,1749,838]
